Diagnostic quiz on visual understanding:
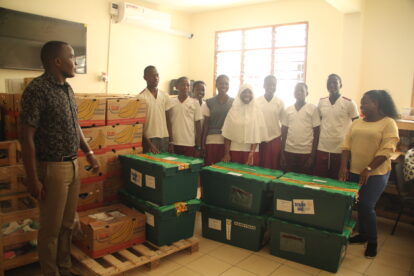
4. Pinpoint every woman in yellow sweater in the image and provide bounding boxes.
[339,90,399,258]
